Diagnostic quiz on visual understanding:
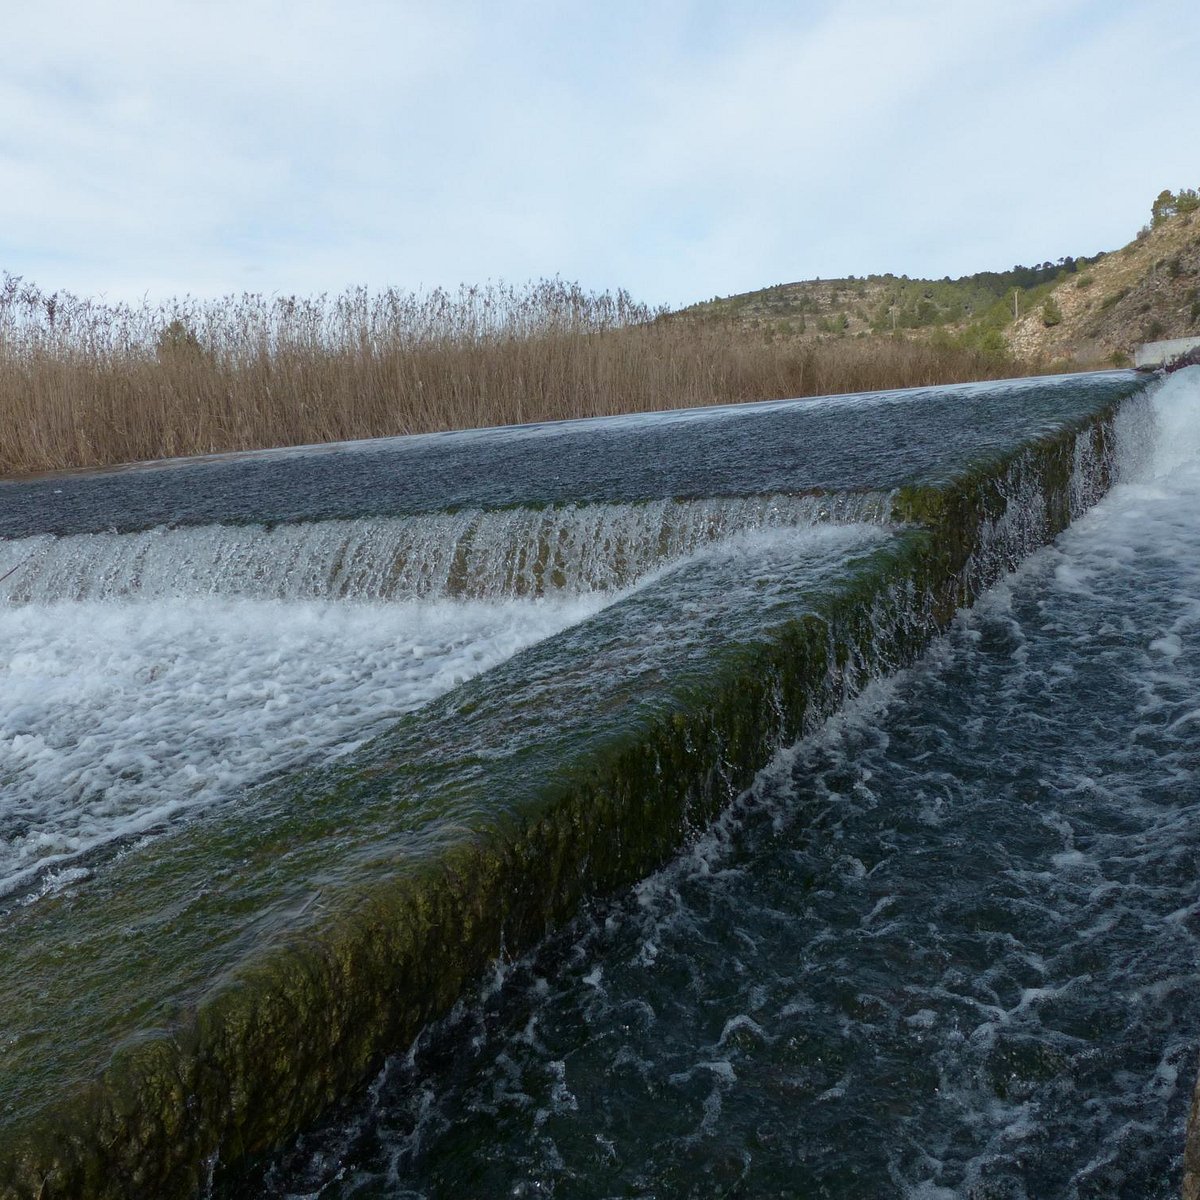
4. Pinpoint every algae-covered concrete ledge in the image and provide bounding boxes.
[0,382,1145,1198]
